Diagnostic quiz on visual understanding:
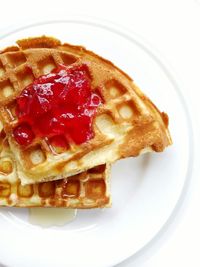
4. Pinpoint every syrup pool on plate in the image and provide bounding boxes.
[29,208,77,227]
